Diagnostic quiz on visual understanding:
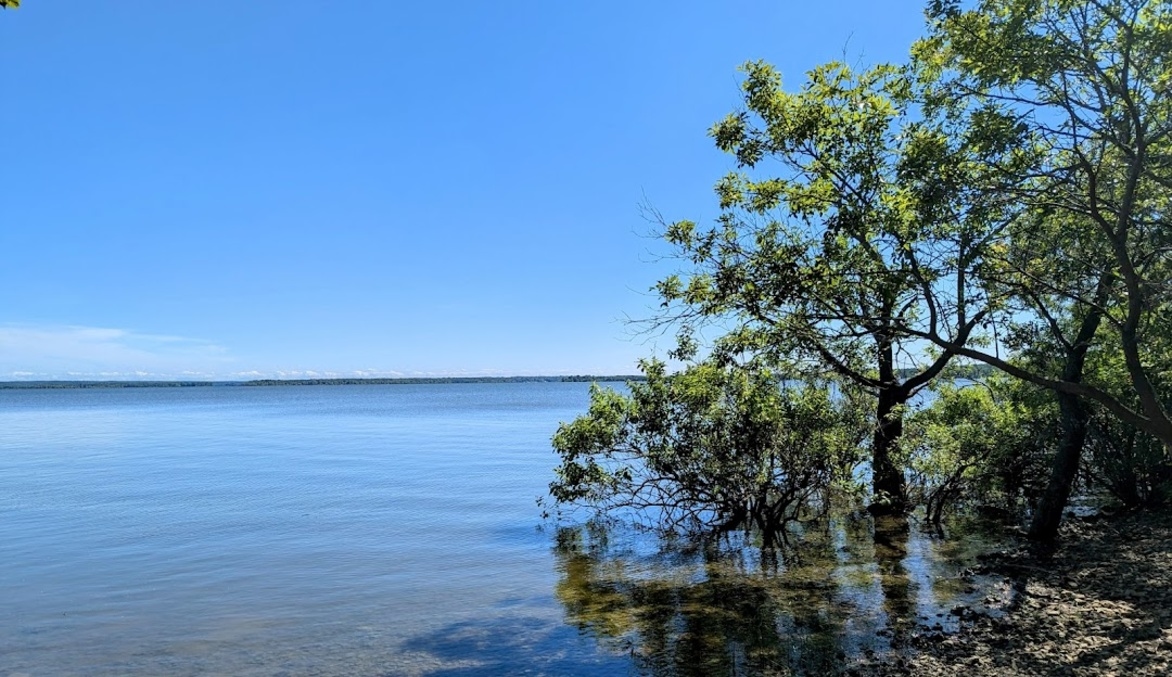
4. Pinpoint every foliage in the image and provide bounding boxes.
[1082,337,1172,507]
[903,375,1044,524]
[906,343,1172,522]
[0,1,19,9]
[549,359,868,547]
[553,0,1172,545]
[651,50,1032,513]
[1086,409,1172,507]
[912,0,1172,450]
